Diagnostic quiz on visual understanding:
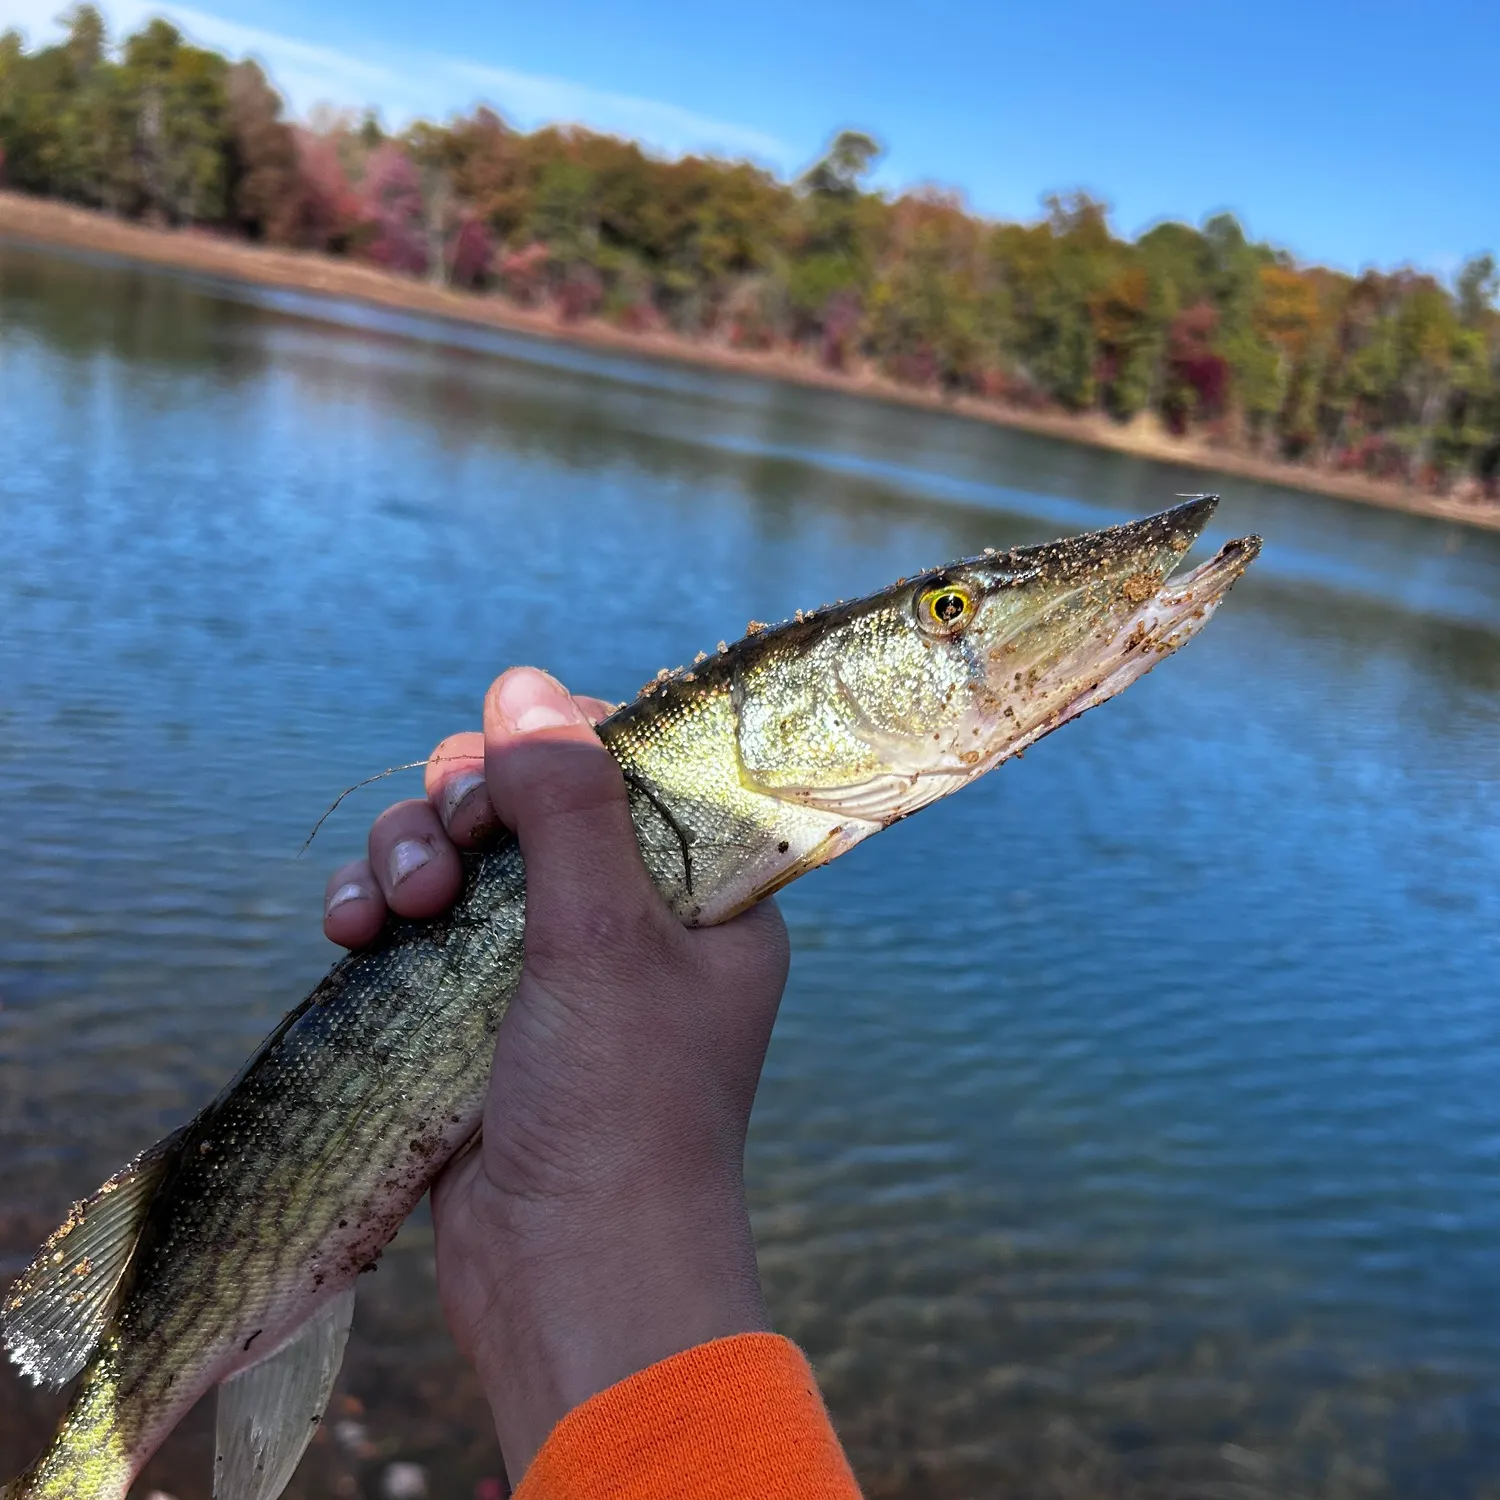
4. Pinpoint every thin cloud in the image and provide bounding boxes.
[156,3,399,92]
[449,60,784,162]
[0,0,785,163]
